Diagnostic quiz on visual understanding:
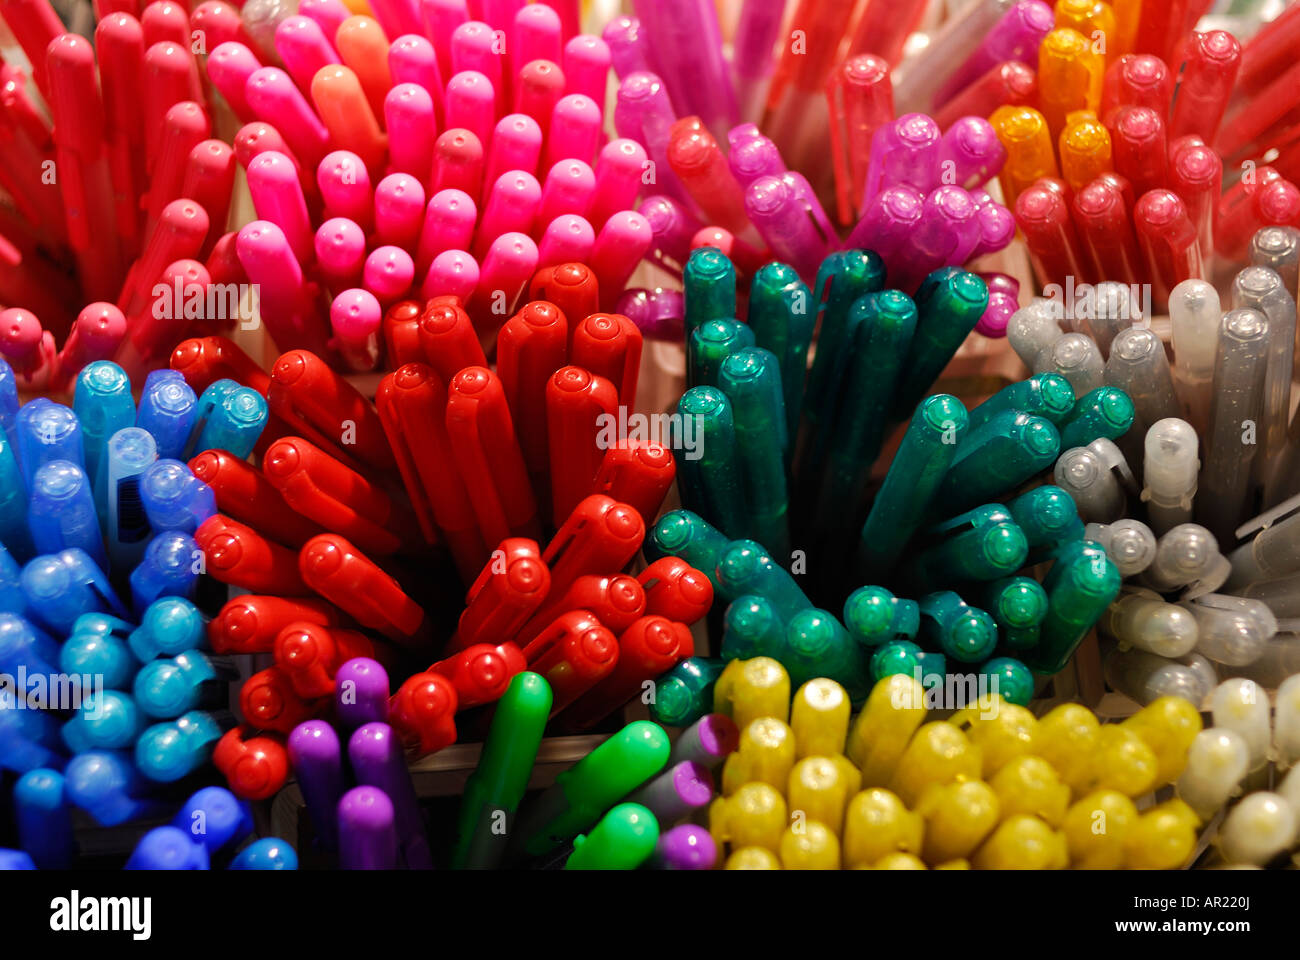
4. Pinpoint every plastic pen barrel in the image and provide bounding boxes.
[939,410,1061,516]
[73,362,134,493]
[20,548,127,635]
[892,270,988,418]
[644,509,730,587]
[1025,541,1122,674]
[29,460,106,571]
[140,460,216,534]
